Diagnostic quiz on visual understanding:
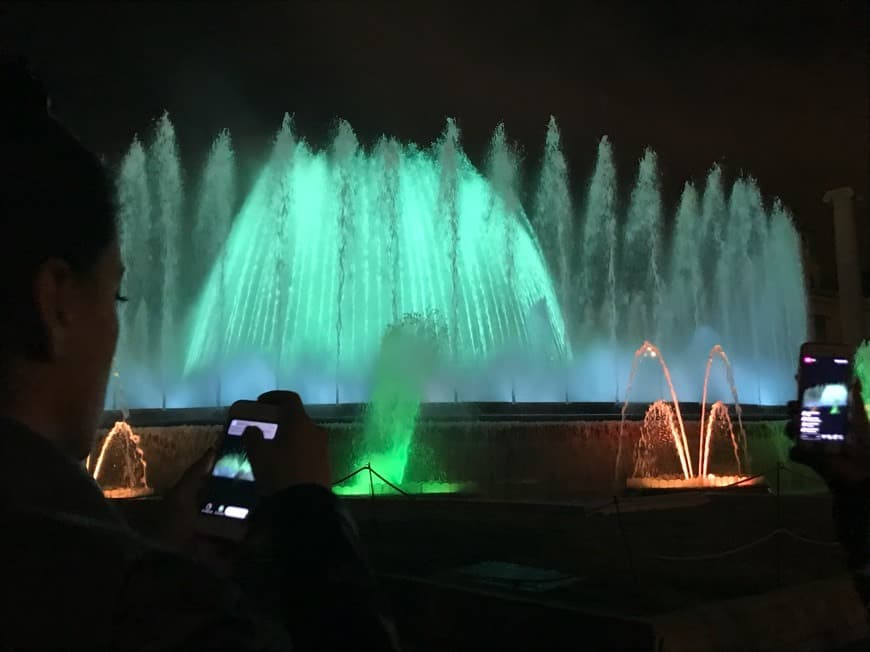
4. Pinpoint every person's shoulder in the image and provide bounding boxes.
[2,507,150,649]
